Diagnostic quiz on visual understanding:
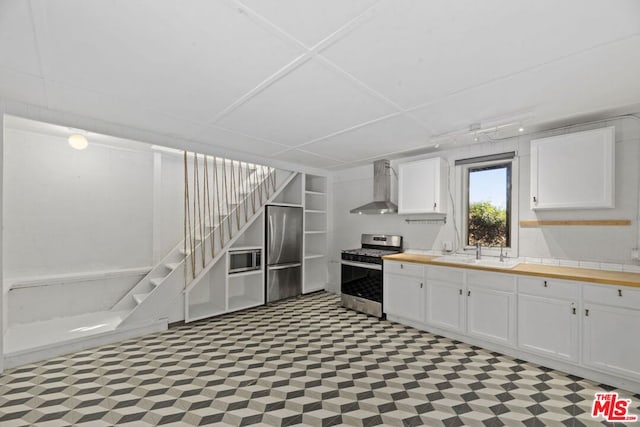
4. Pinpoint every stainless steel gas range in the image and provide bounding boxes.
[341,234,403,318]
